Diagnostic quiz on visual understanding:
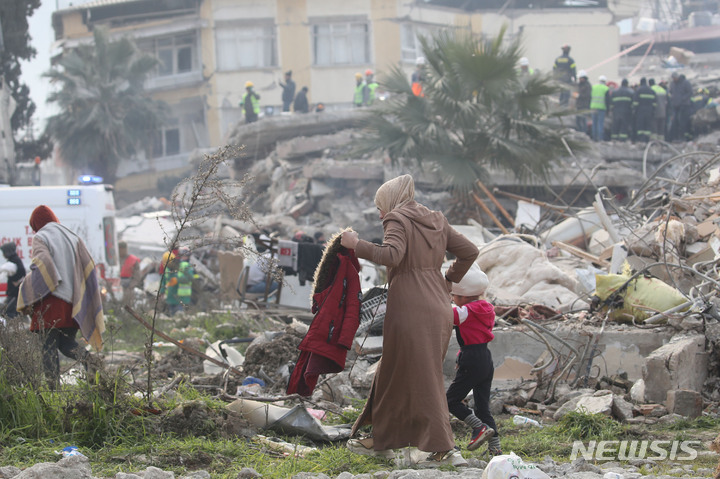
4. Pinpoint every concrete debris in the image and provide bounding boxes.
[91,111,720,479]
